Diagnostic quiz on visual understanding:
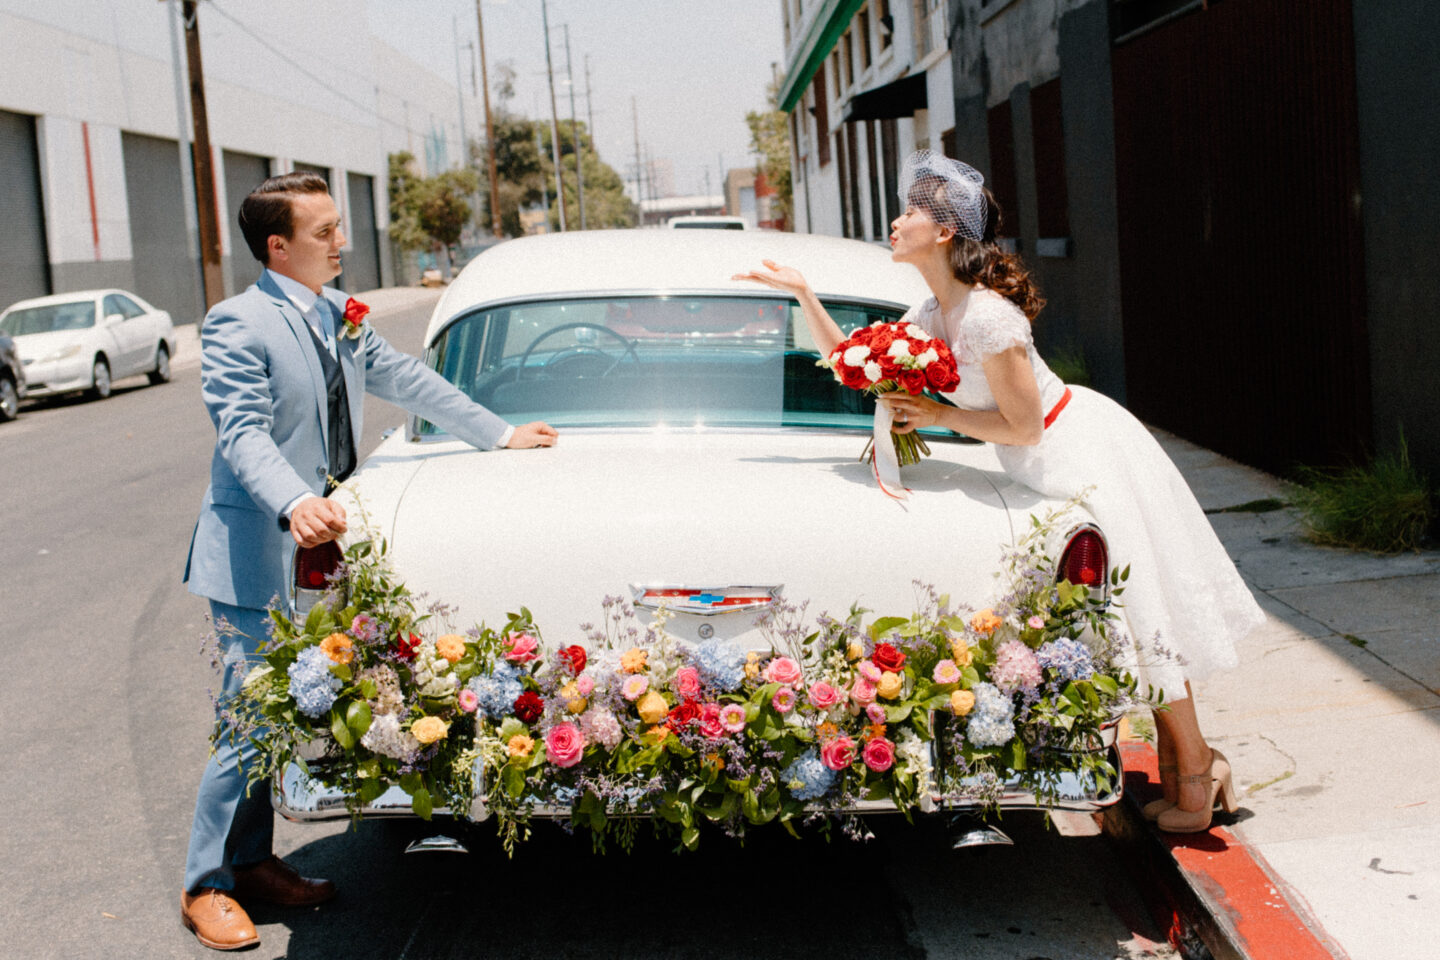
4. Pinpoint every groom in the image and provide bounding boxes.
[180,171,556,950]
